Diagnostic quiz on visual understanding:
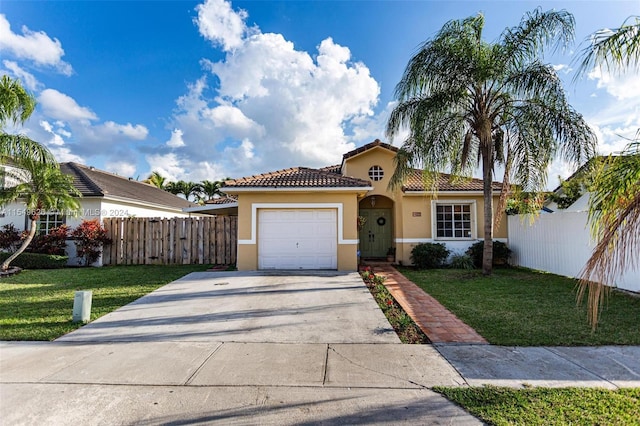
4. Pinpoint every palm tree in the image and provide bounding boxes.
[143,171,167,189]
[0,75,56,165]
[164,180,202,201]
[386,8,596,275]
[576,17,640,328]
[201,179,226,200]
[165,180,185,197]
[0,157,80,271]
[182,181,203,202]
